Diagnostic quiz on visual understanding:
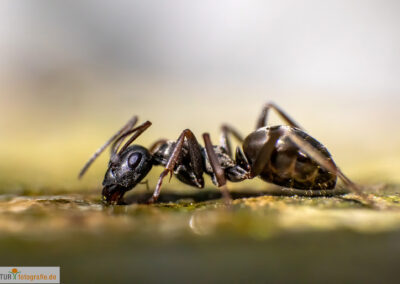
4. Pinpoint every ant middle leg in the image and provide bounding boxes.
[203,133,231,203]
[256,102,303,130]
[148,129,204,203]
[220,124,244,157]
[220,124,251,173]
[149,139,168,154]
